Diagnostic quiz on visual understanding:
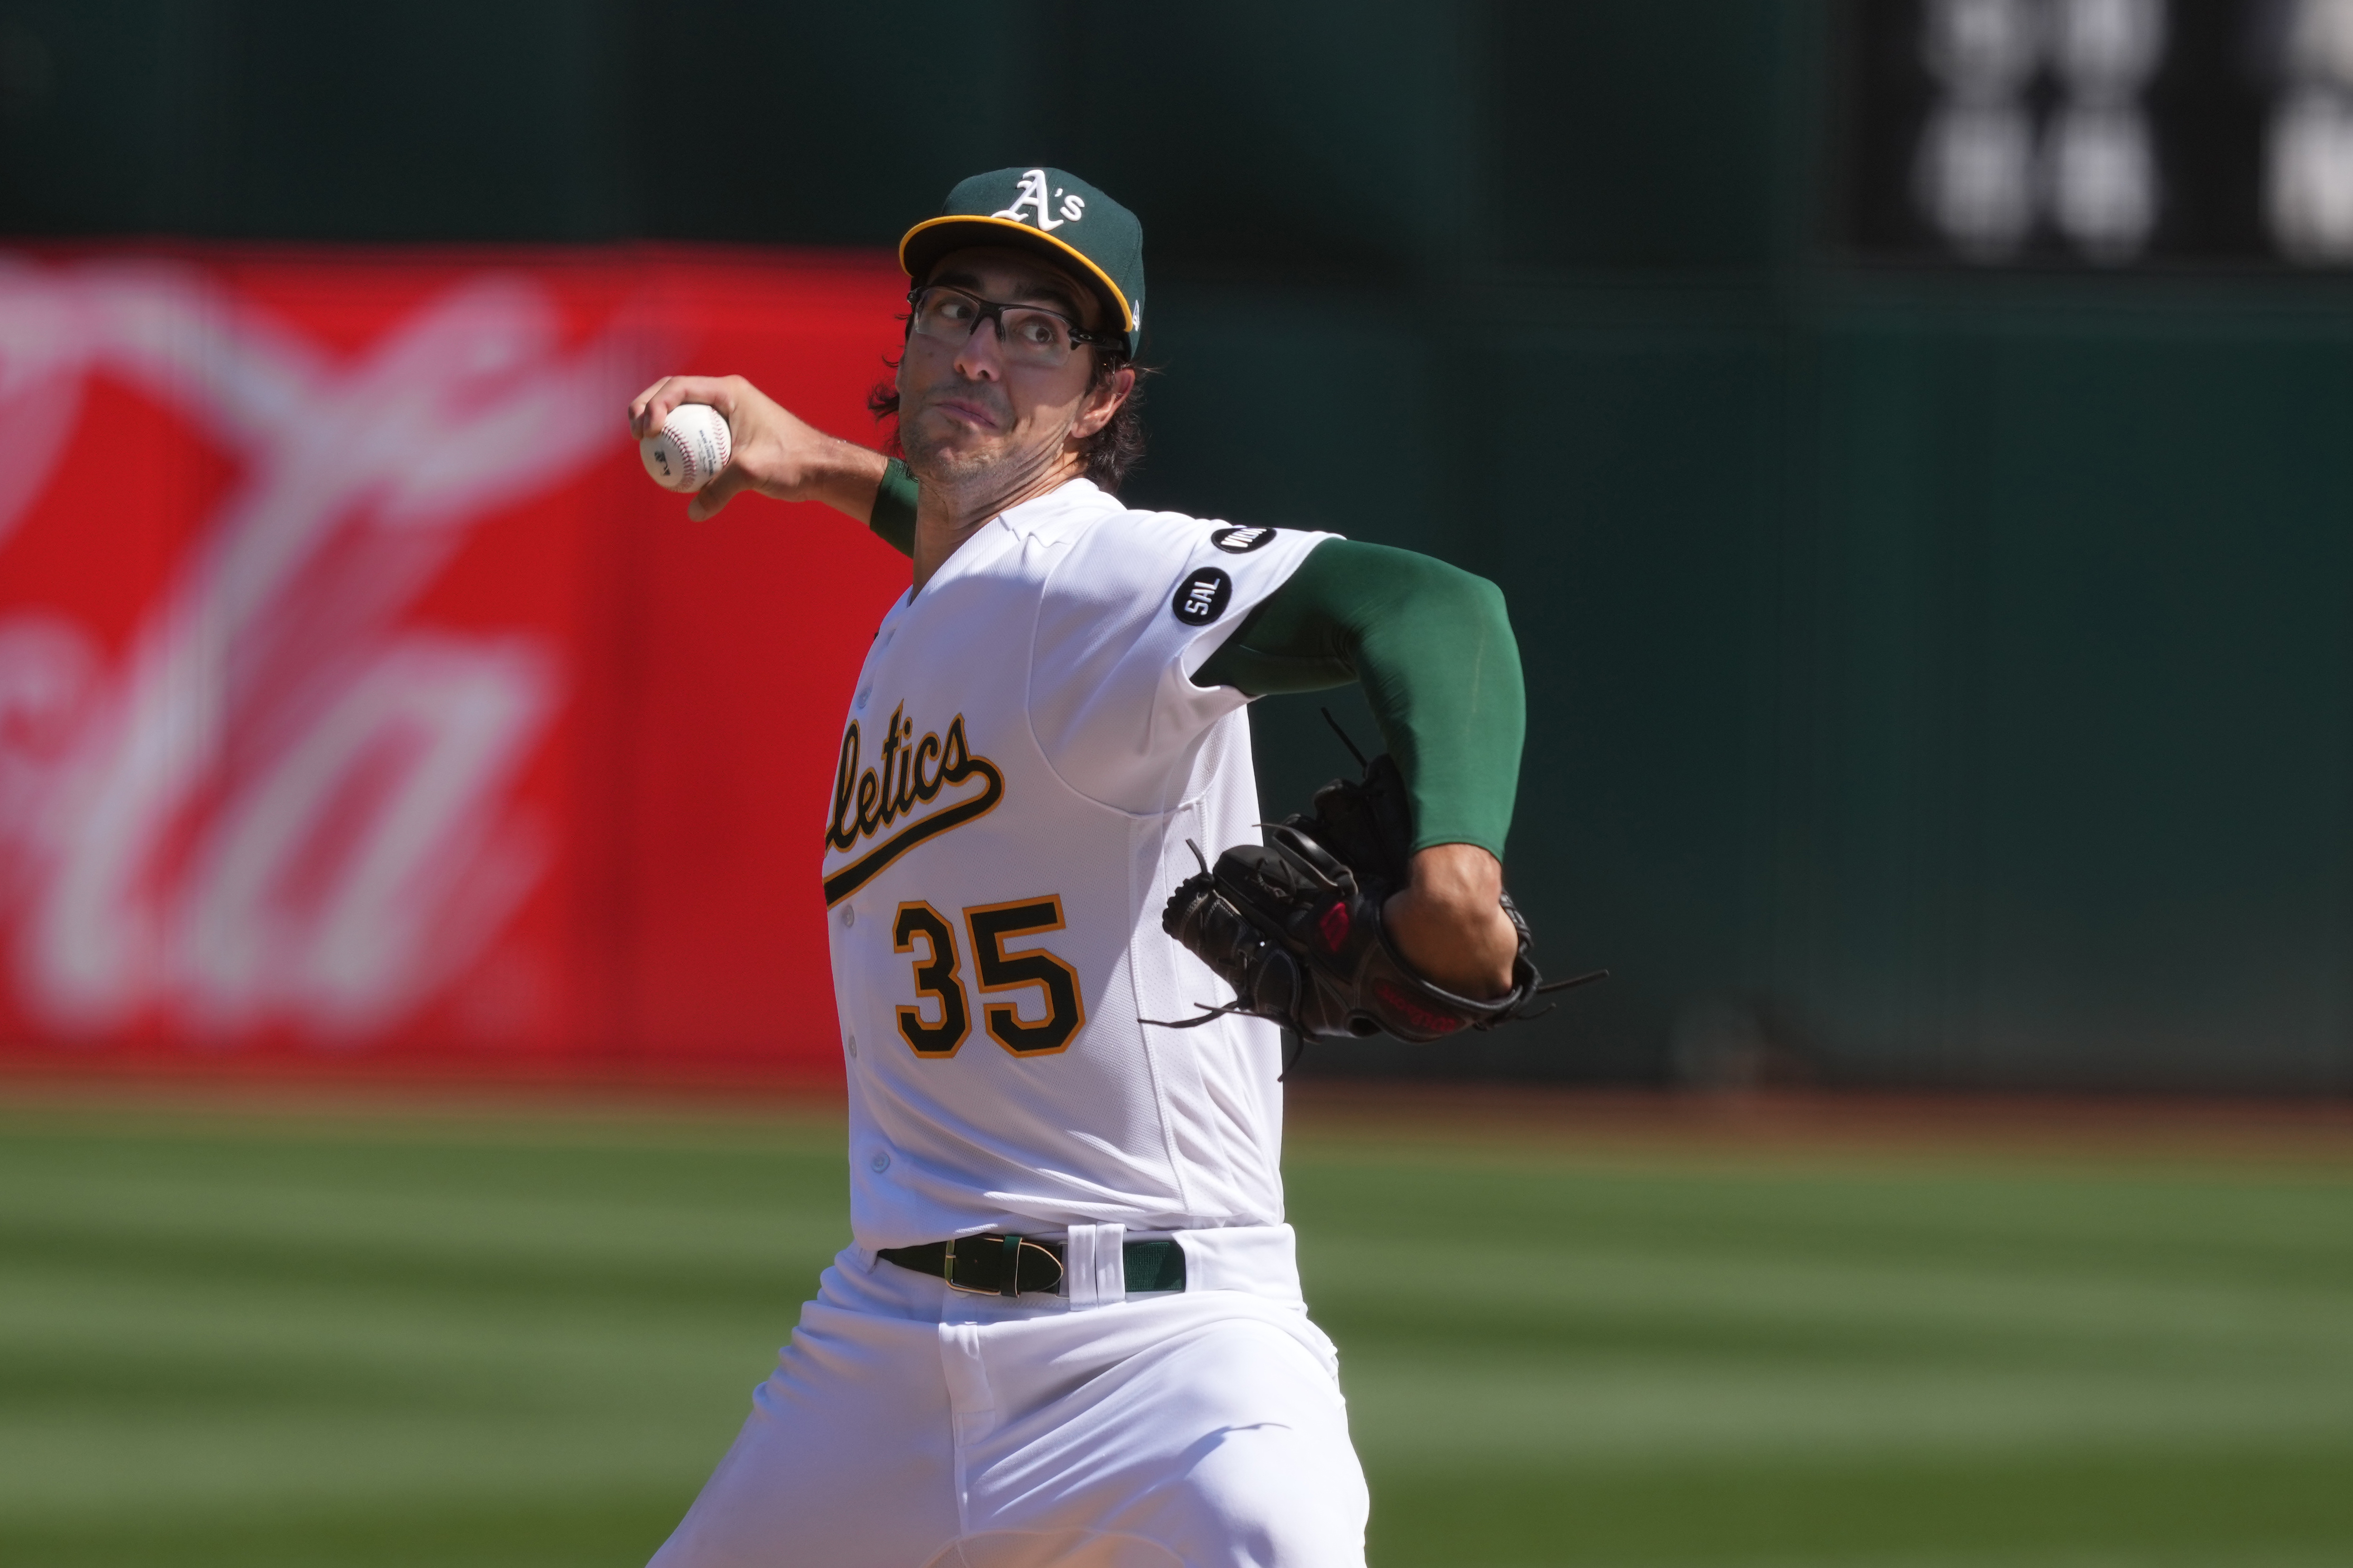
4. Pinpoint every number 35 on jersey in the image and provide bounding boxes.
[891,895,1085,1058]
